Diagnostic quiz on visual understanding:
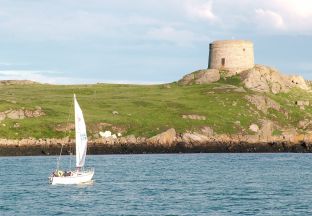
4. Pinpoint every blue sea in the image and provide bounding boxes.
[1,154,312,215]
